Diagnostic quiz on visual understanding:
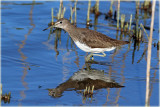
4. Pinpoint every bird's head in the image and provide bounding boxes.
[43,18,70,31]
[54,18,70,29]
